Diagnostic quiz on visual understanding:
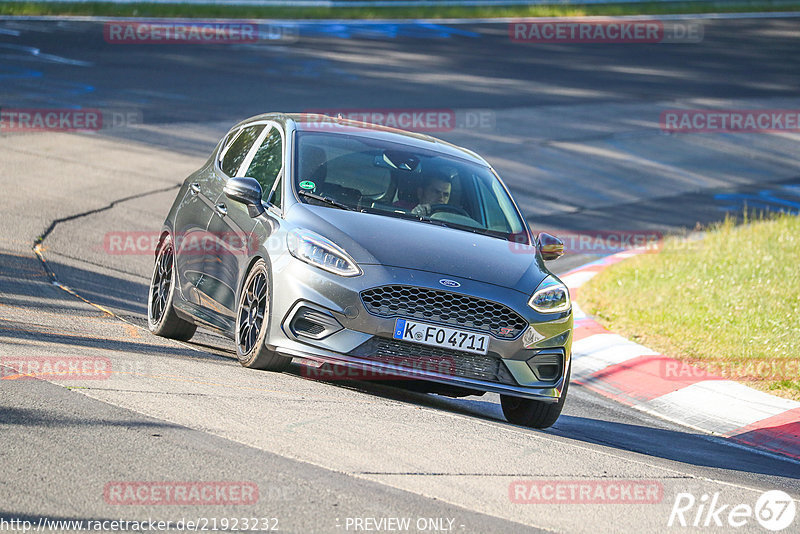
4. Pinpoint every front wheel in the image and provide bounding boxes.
[235,260,291,372]
[500,367,570,429]
[148,234,197,341]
